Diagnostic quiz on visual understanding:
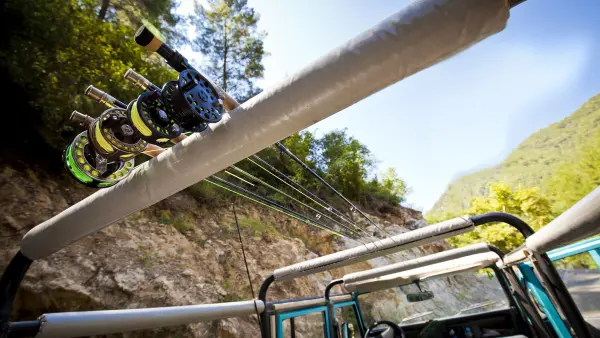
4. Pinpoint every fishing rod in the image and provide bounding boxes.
[209,176,350,240]
[247,156,363,232]
[272,145,419,264]
[72,86,353,241]
[106,72,353,239]
[275,143,390,236]
[229,165,367,238]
